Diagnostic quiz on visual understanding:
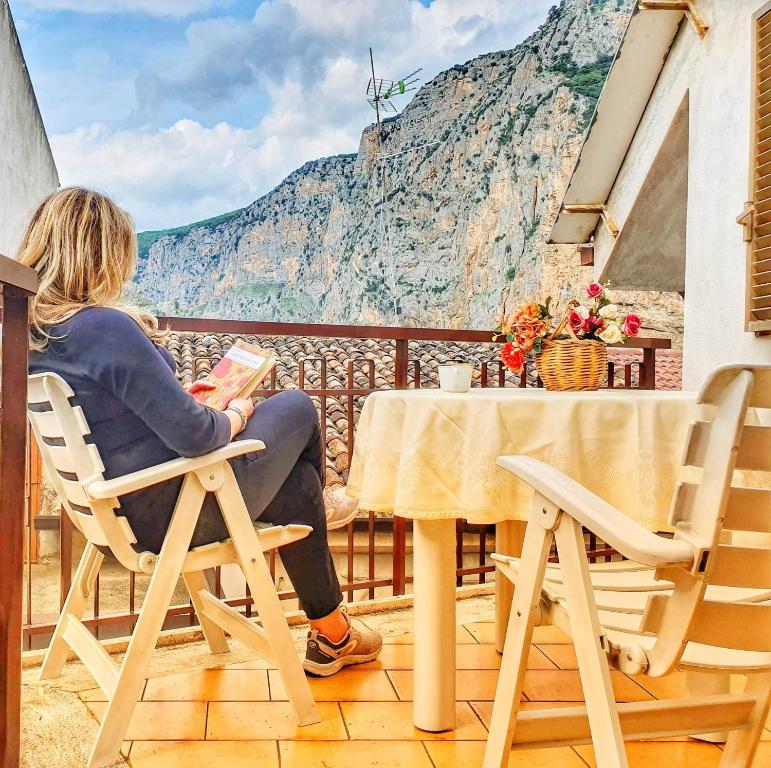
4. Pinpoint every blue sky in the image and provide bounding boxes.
[11,0,554,230]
